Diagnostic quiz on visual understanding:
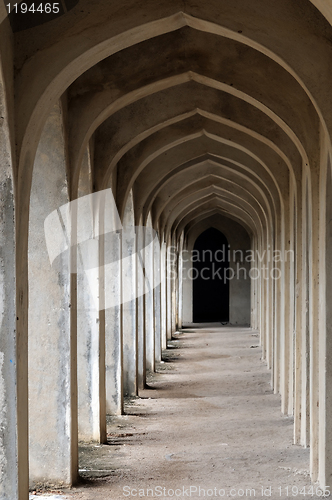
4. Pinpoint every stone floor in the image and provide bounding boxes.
[34,326,327,499]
